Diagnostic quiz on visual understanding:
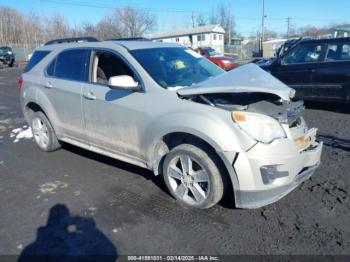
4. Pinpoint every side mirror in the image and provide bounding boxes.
[108,75,140,91]
[274,57,282,66]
